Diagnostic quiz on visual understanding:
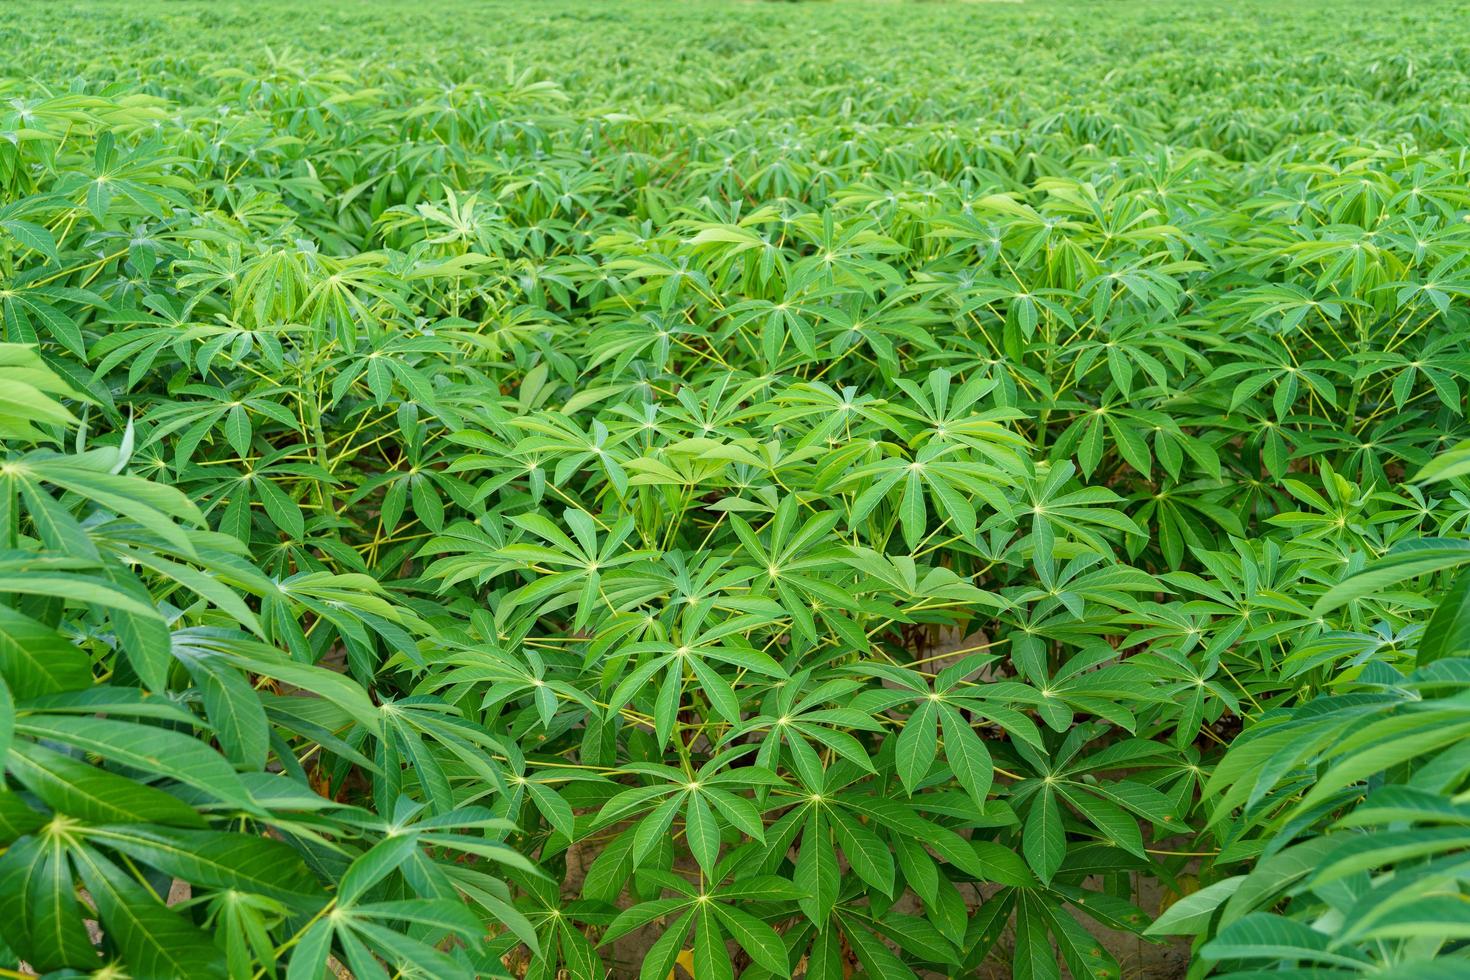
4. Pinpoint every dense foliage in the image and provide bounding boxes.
[3,0,1470,977]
